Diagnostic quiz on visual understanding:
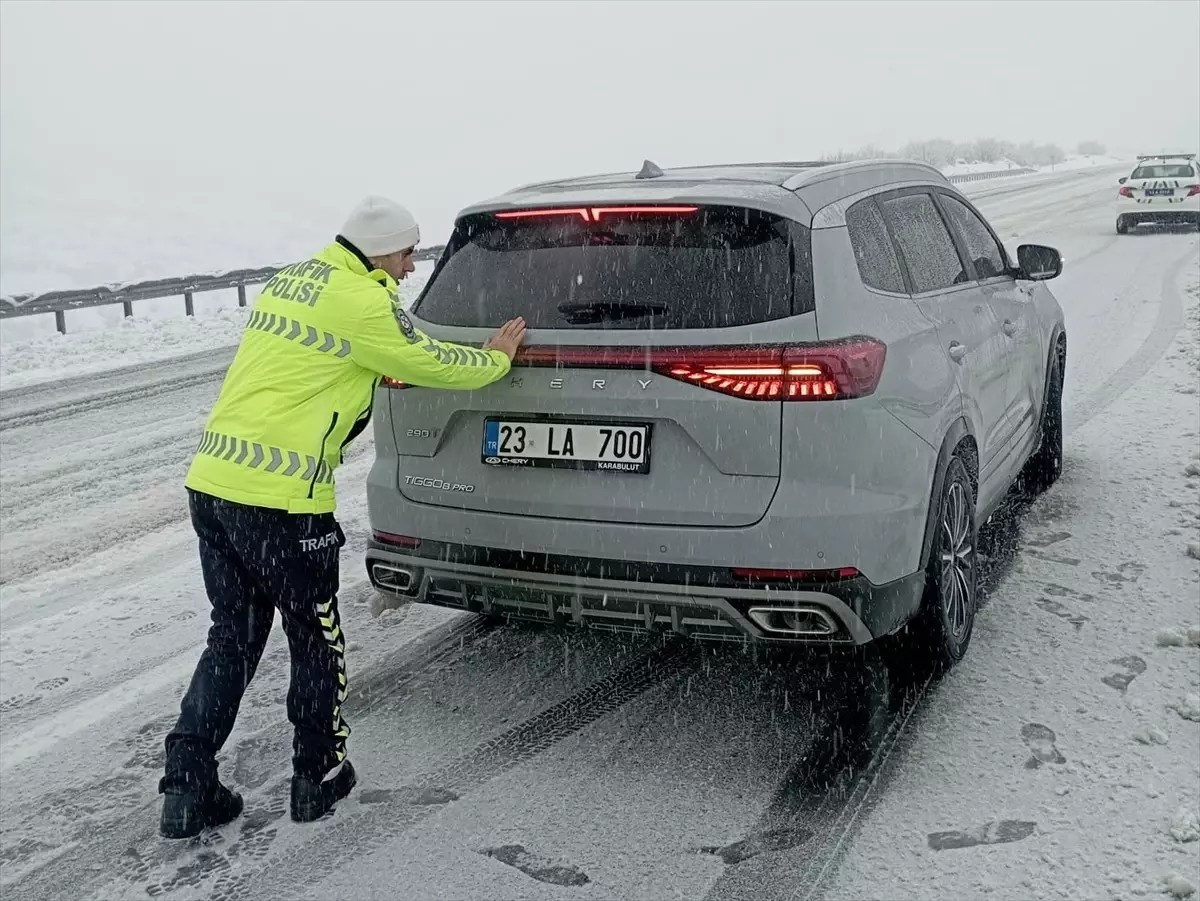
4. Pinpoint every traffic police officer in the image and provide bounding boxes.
[159,196,526,838]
